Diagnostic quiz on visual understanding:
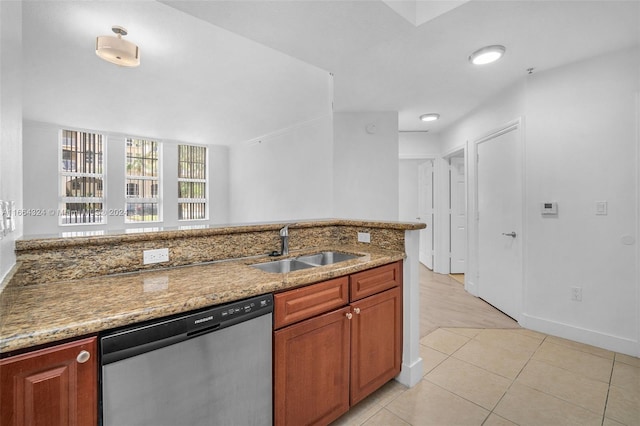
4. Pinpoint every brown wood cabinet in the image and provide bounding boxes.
[350,286,402,405]
[0,336,97,426]
[273,261,402,426]
[274,306,352,426]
